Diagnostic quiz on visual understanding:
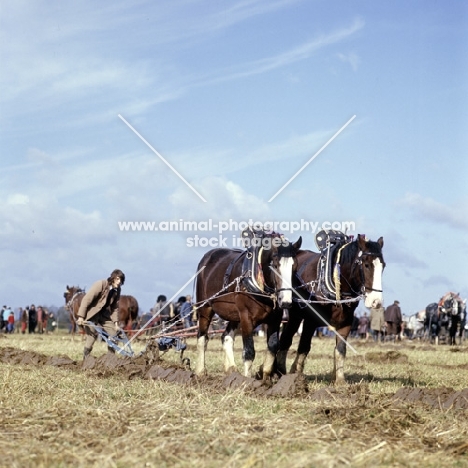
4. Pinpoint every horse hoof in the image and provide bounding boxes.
[225,366,238,374]
[195,367,207,376]
[333,378,347,387]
